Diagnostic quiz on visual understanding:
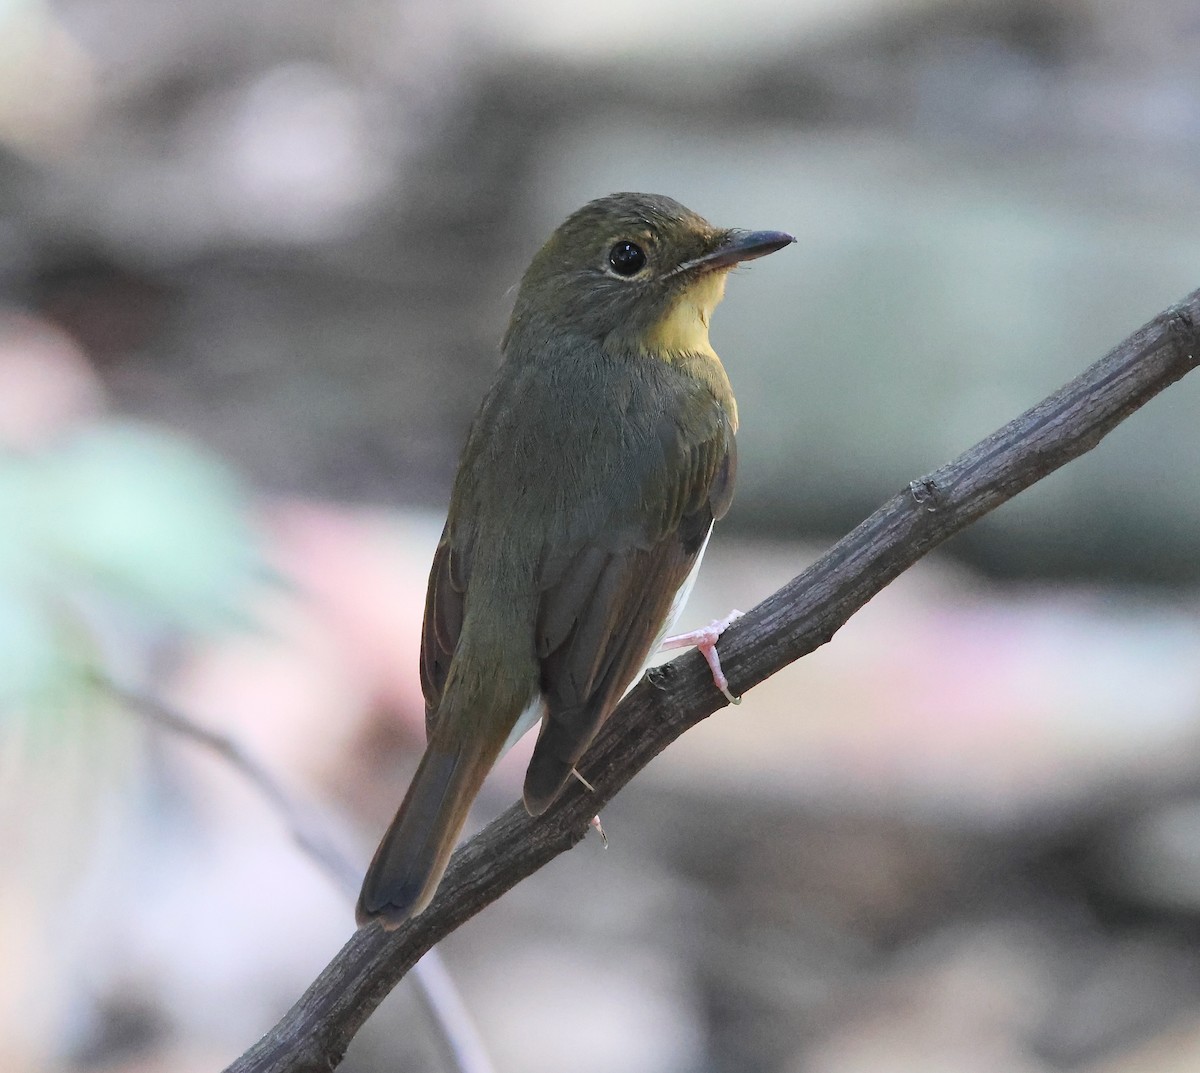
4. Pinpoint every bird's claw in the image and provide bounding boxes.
[589,814,608,847]
[660,609,744,703]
